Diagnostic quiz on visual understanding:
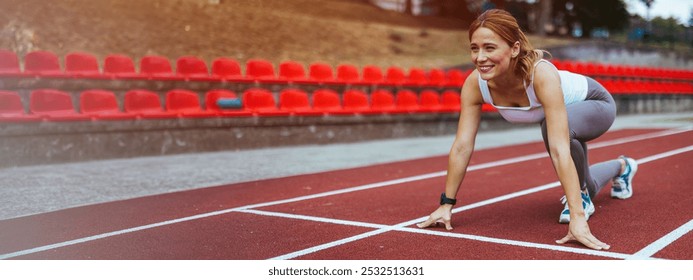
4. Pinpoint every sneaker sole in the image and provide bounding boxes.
[611,158,638,199]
